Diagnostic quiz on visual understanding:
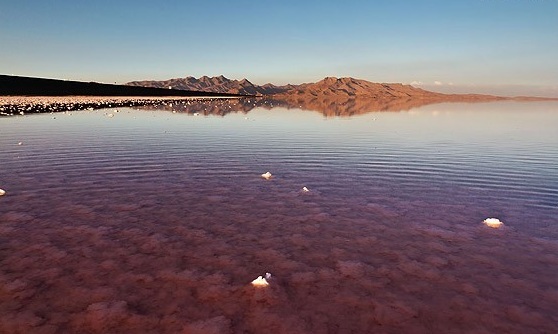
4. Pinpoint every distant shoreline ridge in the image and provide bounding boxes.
[1,74,557,116]
[2,74,557,102]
